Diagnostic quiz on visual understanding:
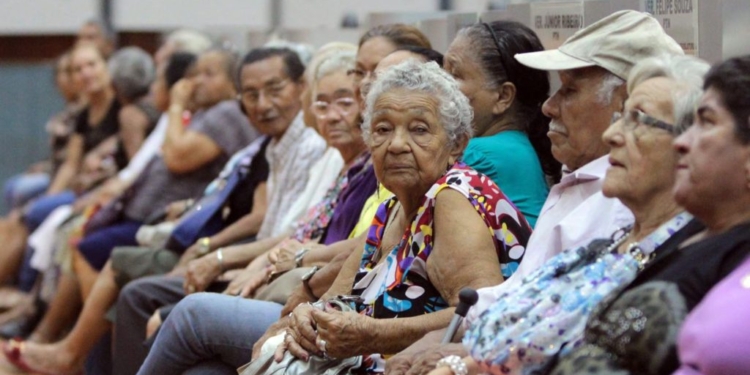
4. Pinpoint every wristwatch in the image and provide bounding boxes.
[436,355,468,375]
[301,266,320,300]
[197,237,211,256]
[294,248,310,268]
